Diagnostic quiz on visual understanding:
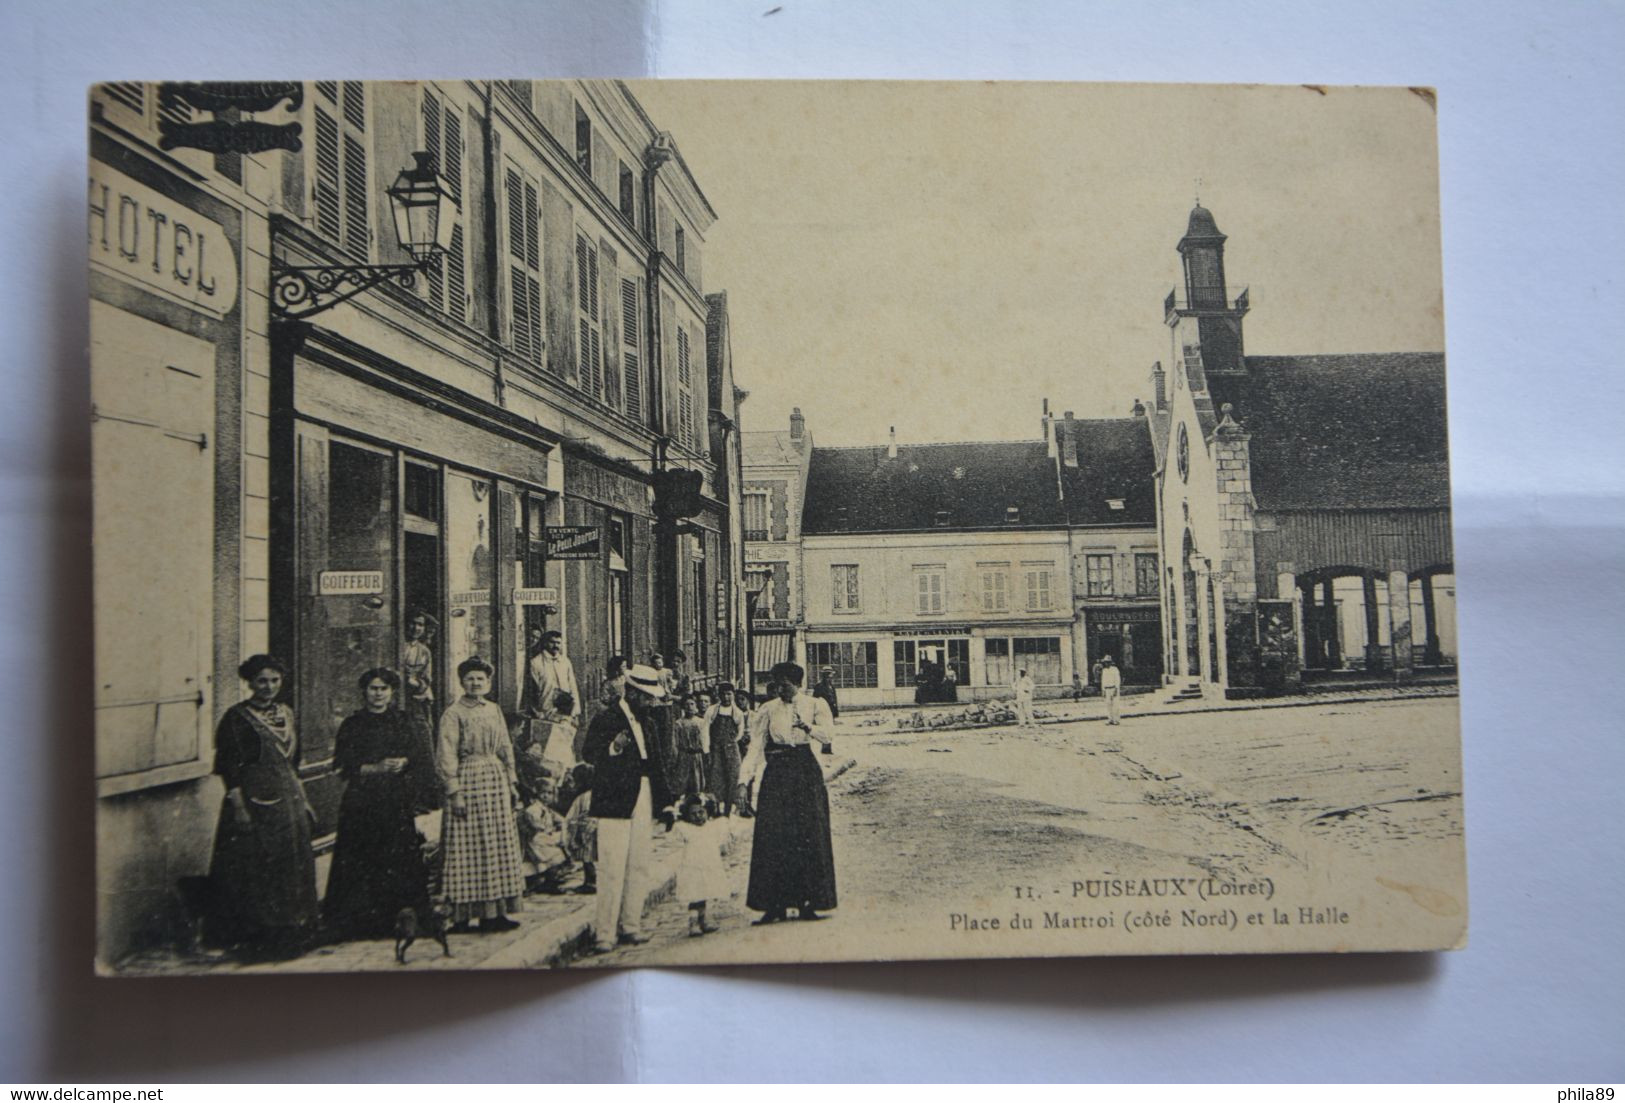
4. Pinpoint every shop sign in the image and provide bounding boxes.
[894,625,973,638]
[752,618,792,630]
[546,525,601,560]
[715,581,728,622]
[89,163,239,318]
[513,587,559,606]
[317,570,384,596]
[448,589,491,606]
[1086,607,1161,625]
